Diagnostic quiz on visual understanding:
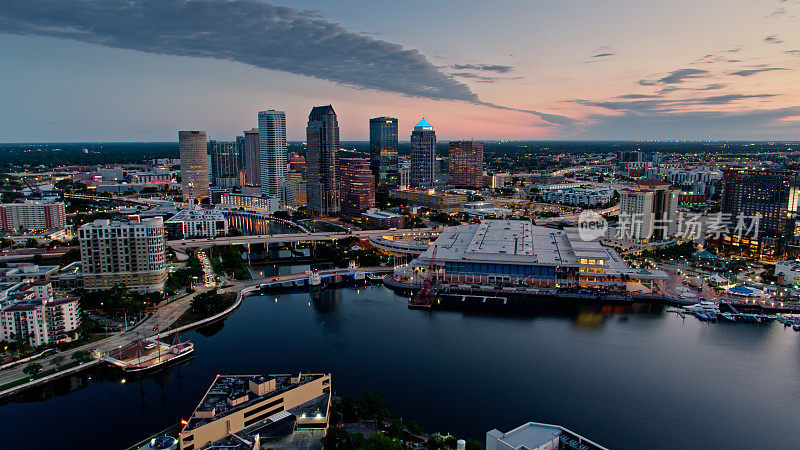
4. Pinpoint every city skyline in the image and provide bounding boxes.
[0,0,798,142]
